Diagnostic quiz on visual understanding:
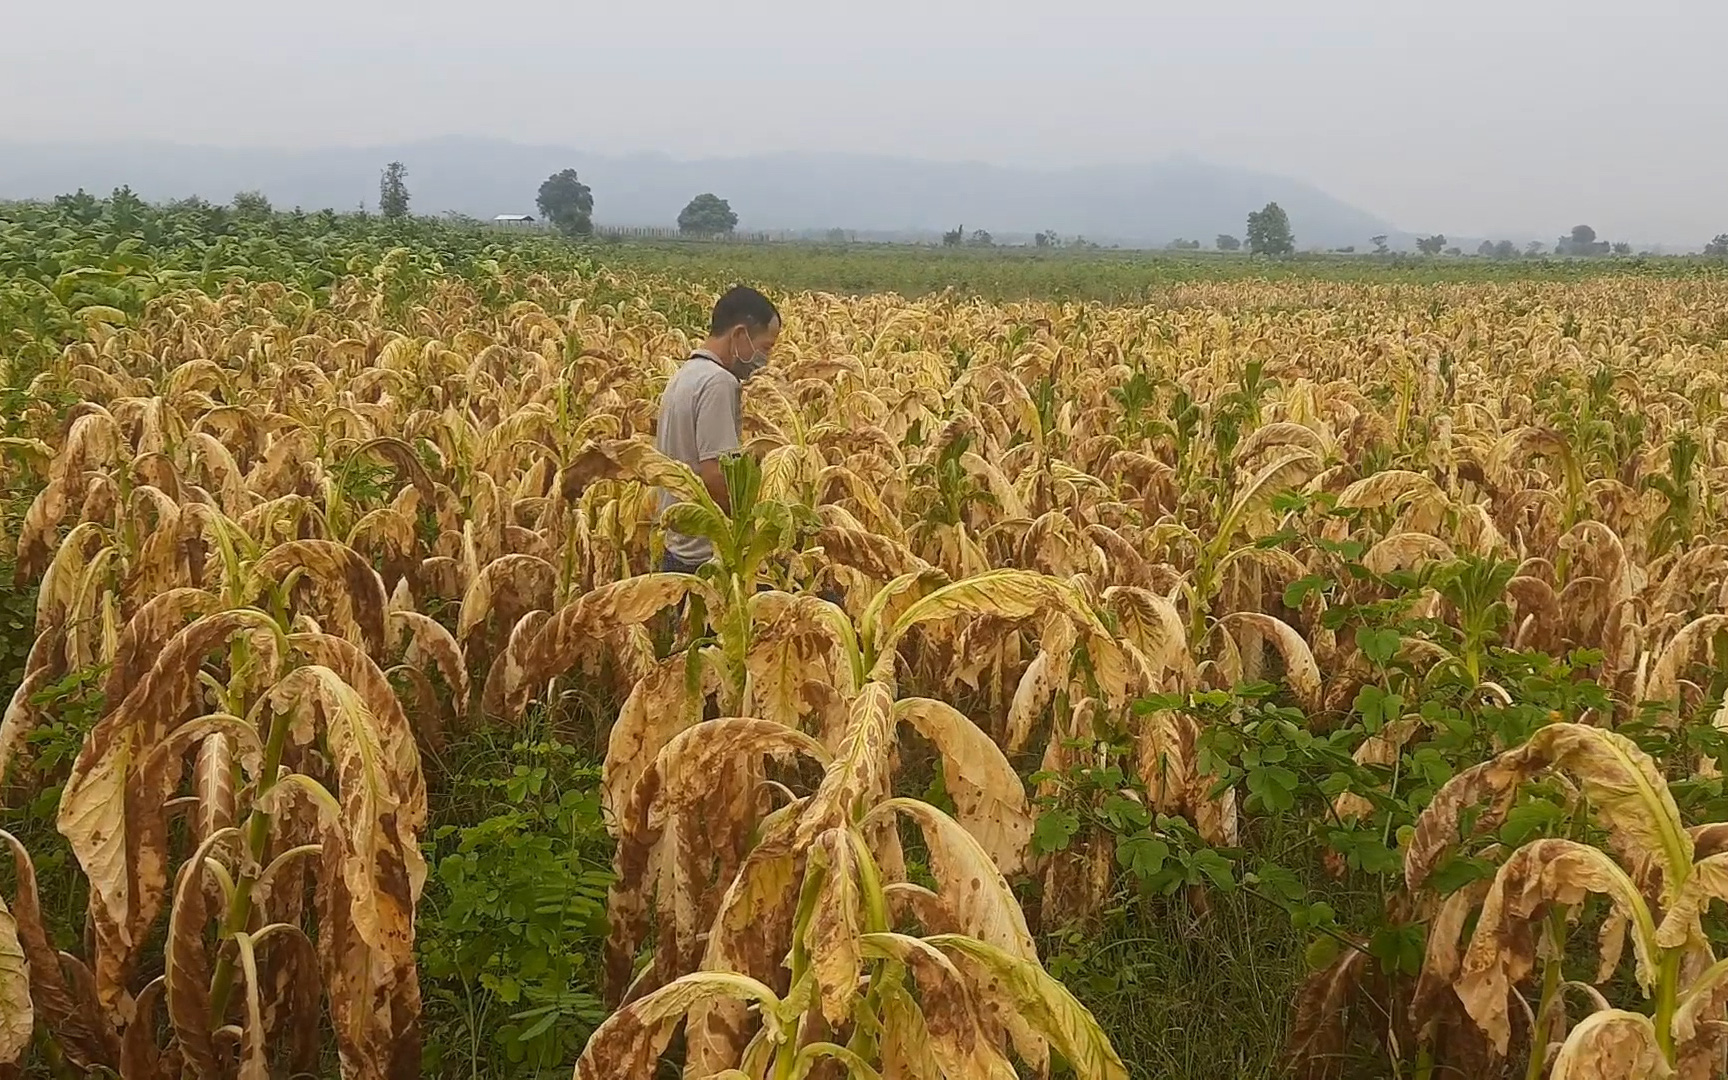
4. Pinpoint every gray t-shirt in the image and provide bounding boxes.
[655,351,741,564]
